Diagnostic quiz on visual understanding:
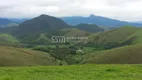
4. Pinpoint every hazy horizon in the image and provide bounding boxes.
[0,0,142,22]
